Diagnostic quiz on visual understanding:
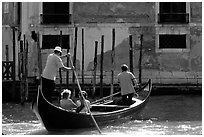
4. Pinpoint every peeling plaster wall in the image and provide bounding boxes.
[76,27,129,71]
[190,2,202,22]
[190,26,202,71]
[73,2,155,23]
[2,2,18,25]
[72,2,202,84]
[2,27,14,61]
[2,2,19,80]
[14,2,201,85]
